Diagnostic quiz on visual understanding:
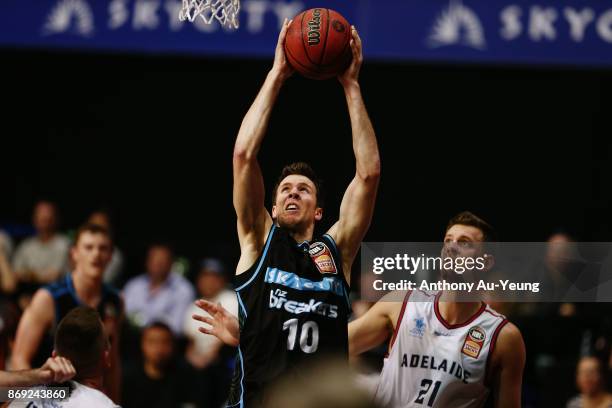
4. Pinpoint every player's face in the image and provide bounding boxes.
[441,224,488,277]
[442,224,484,257]
[272,175,322,231]
[72,232,112,279]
